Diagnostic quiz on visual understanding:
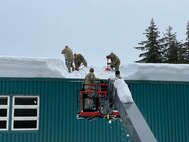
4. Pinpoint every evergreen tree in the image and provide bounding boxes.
[135,19,162,63]
[177,40,186,63]
[161,26,180,63]
[184,21,189,63]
